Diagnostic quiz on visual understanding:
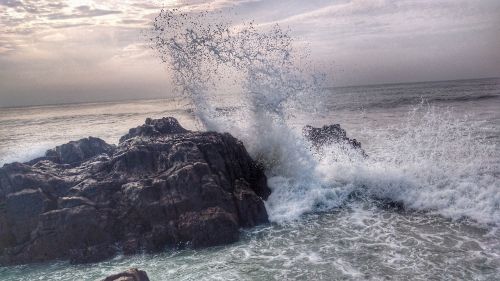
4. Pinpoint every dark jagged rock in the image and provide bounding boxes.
[120,117,189,143]
[102,268,150,281]
[303,124,367,157]
[0,117,270,266]
[28,137,116,165]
